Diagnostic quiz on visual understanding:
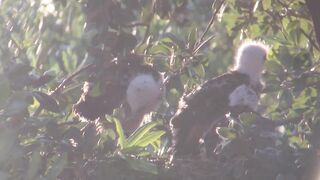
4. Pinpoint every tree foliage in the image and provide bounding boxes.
[0,0,319,179]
